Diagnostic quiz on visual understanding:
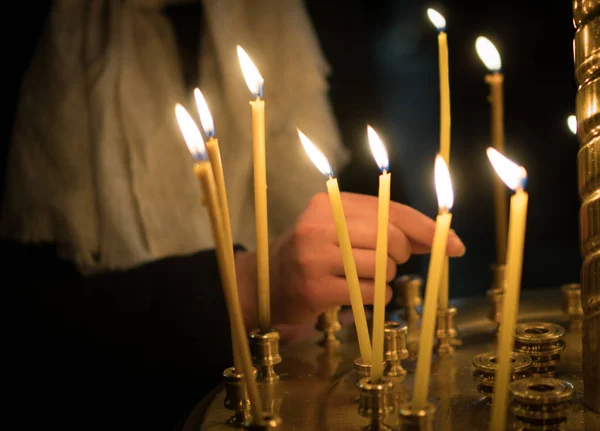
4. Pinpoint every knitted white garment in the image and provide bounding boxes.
[0,0,347,274]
